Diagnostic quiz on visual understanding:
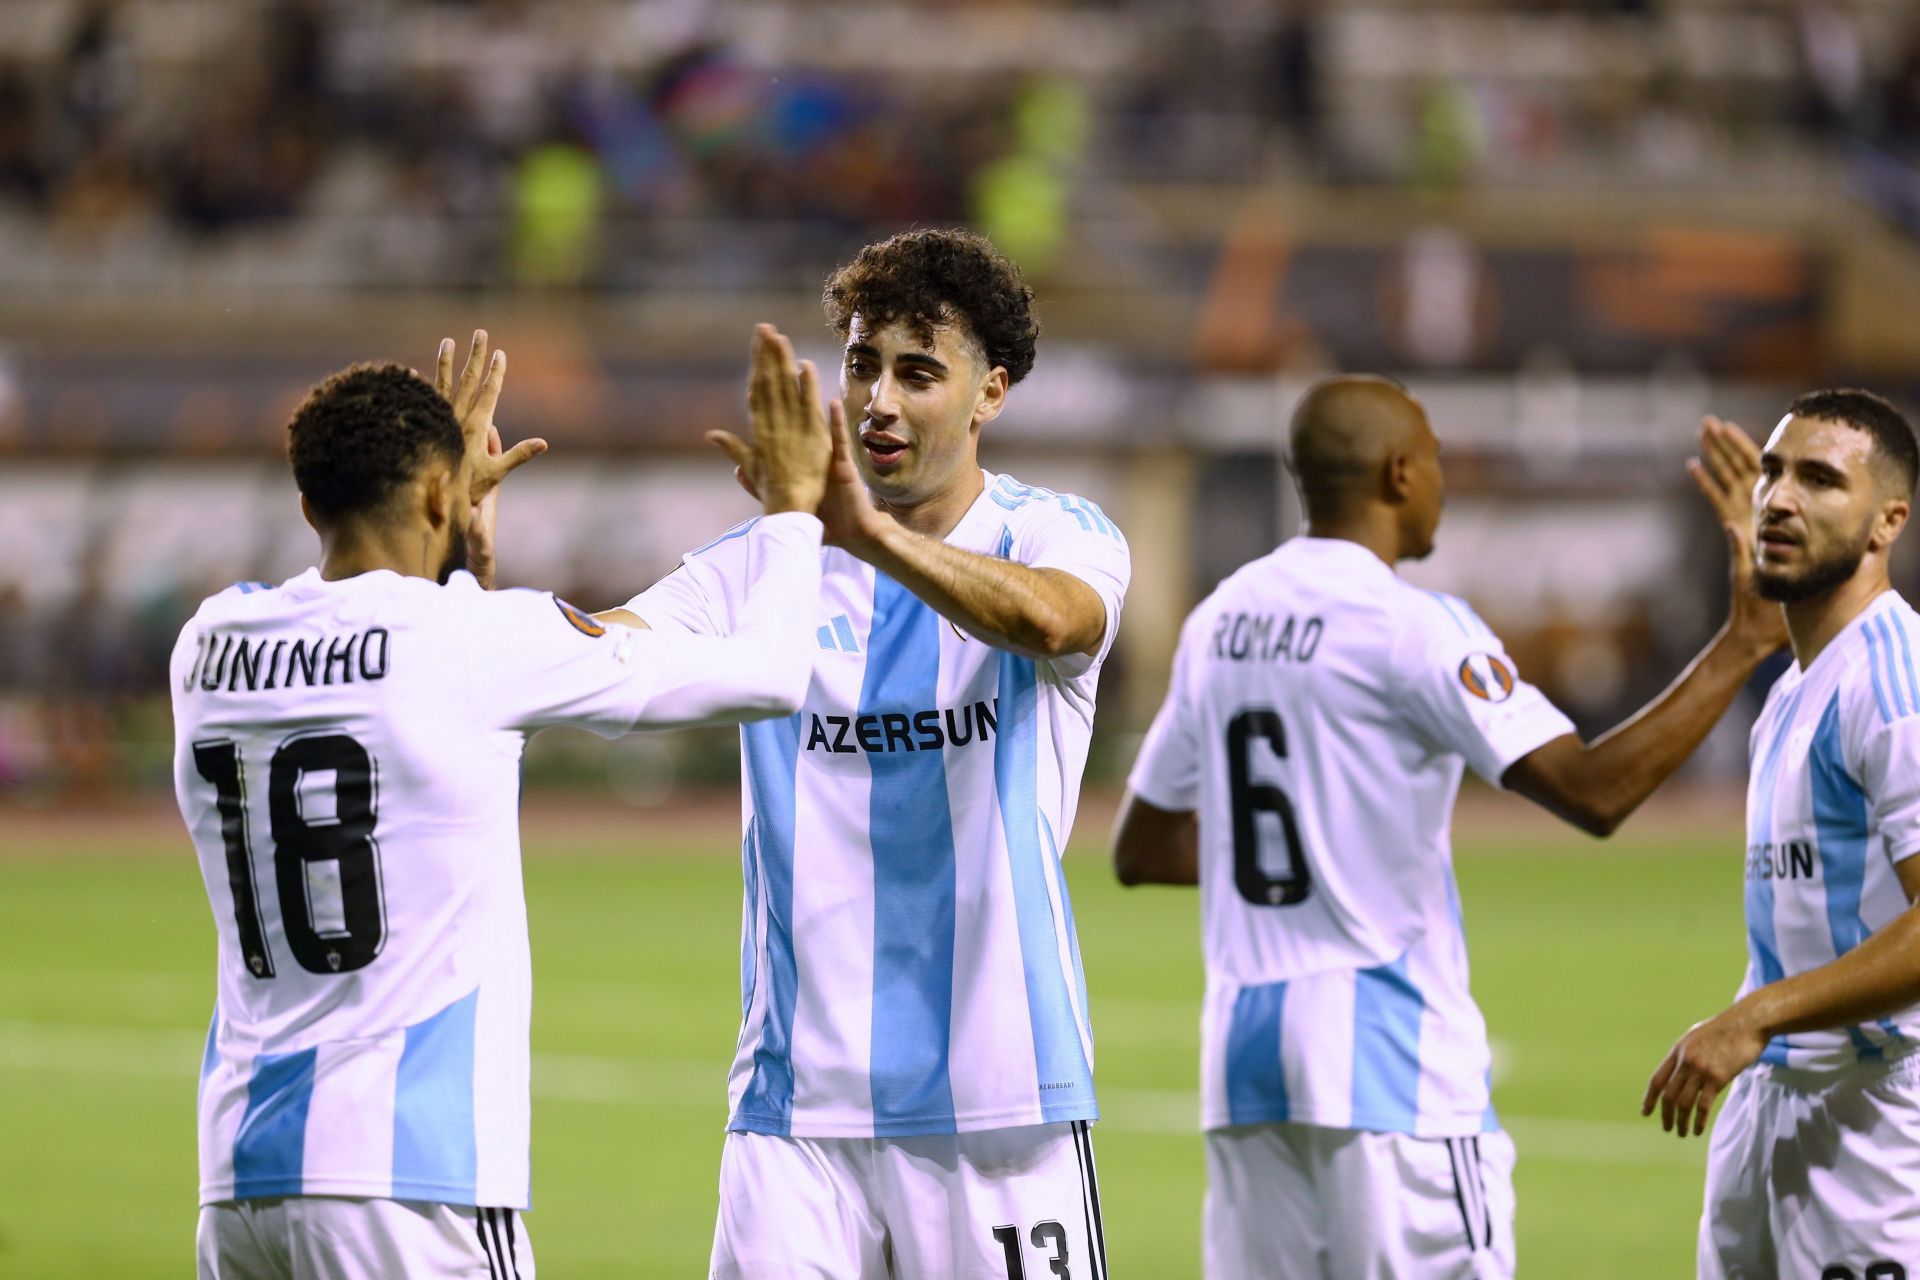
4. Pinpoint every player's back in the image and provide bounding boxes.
[1176,538,1495,983]
[171,569,542,1207]
[1132,535,1572,1134]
